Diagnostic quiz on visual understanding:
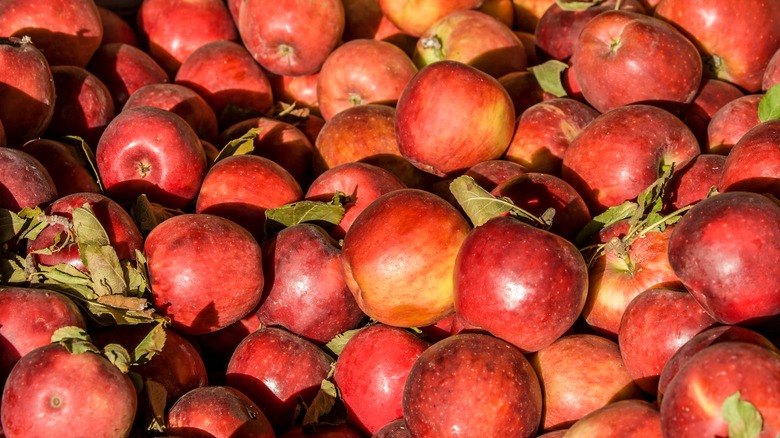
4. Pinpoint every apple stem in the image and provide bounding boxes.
[420,35,445,60]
